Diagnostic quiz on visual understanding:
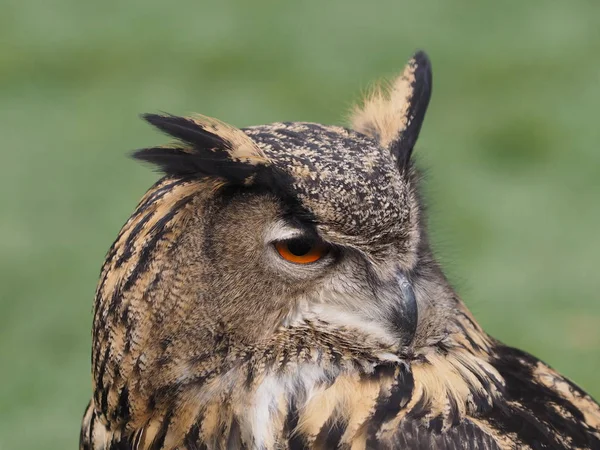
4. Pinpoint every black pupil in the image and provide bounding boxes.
[286,238,315,256]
